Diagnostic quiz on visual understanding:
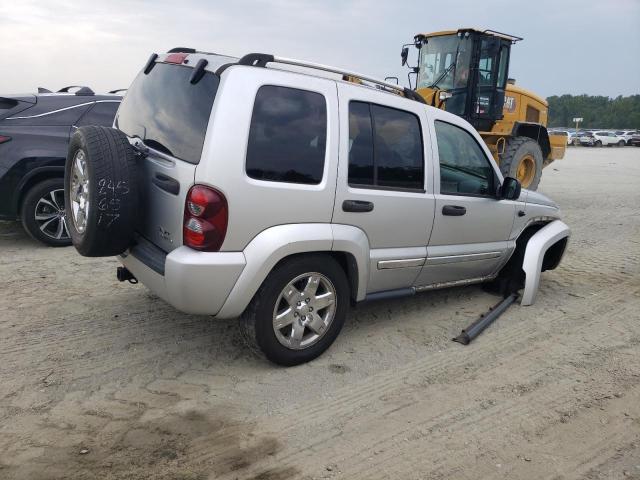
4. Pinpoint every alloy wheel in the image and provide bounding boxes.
[272,272,337,350]
[34,188,69,241]
[70,149,90,233]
